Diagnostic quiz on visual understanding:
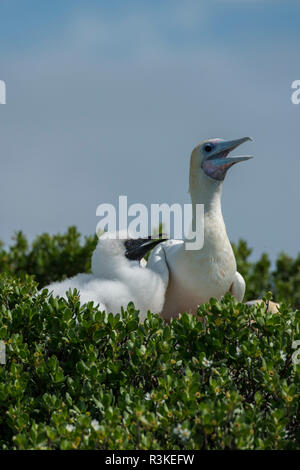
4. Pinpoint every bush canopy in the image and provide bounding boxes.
[0,229,299,450]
